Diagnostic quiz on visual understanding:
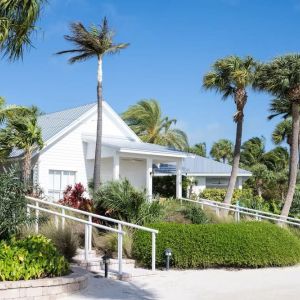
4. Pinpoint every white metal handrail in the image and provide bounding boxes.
[26,196,158,272]
[181,197,300,227]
